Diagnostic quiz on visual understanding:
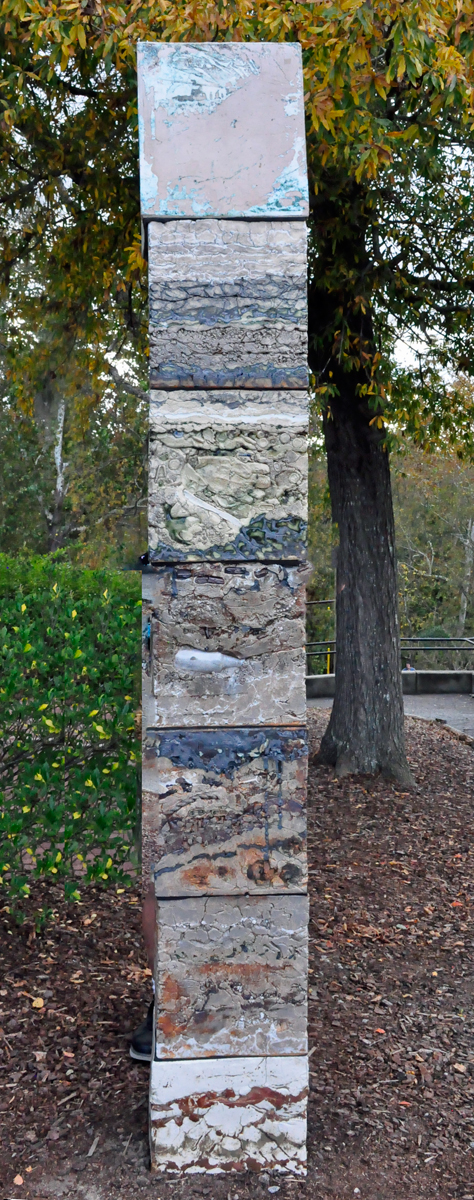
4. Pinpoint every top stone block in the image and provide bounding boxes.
[137,42,308,220]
